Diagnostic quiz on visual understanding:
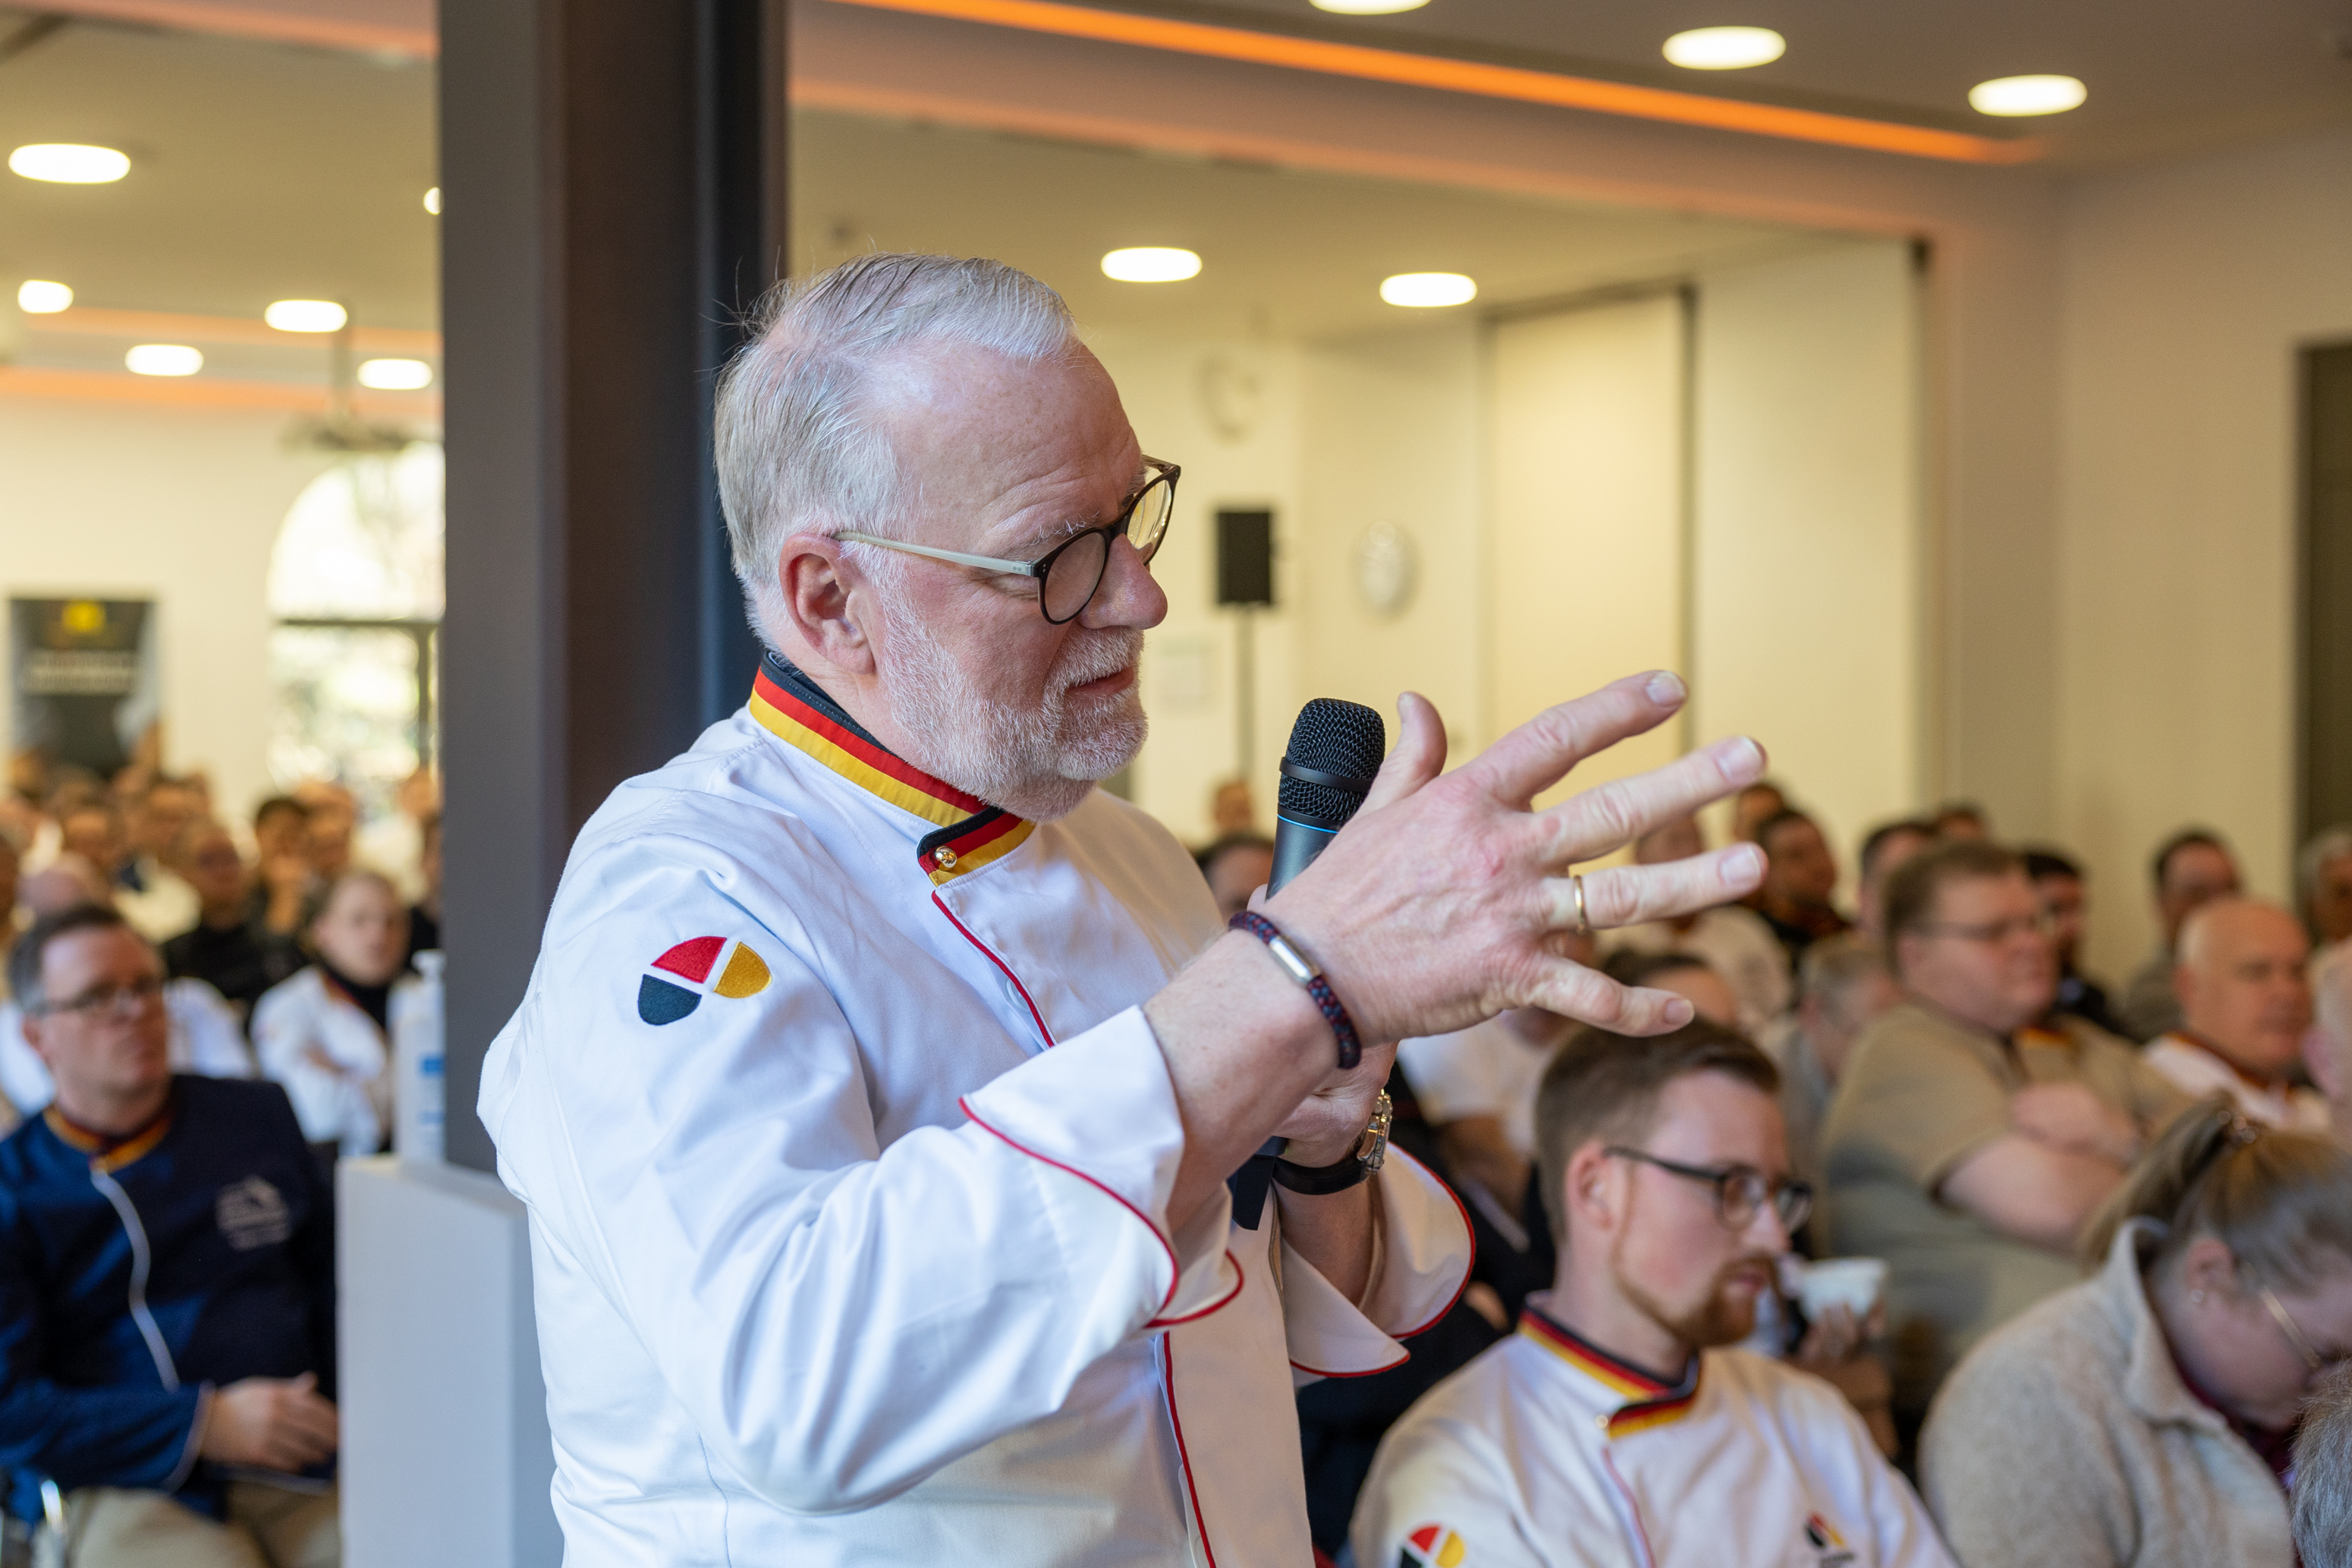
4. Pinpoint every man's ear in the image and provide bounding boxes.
[776,534,877,676]
[20,1008,54,1070]
[1564,1141,1622,1238]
